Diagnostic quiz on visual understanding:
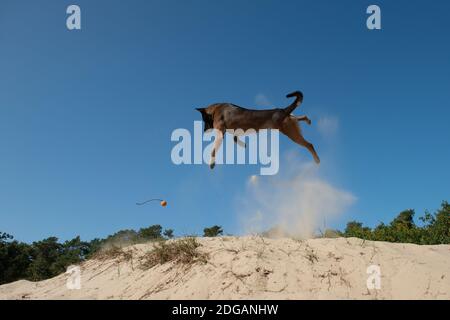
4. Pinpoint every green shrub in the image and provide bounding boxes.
[203,225,223,237]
